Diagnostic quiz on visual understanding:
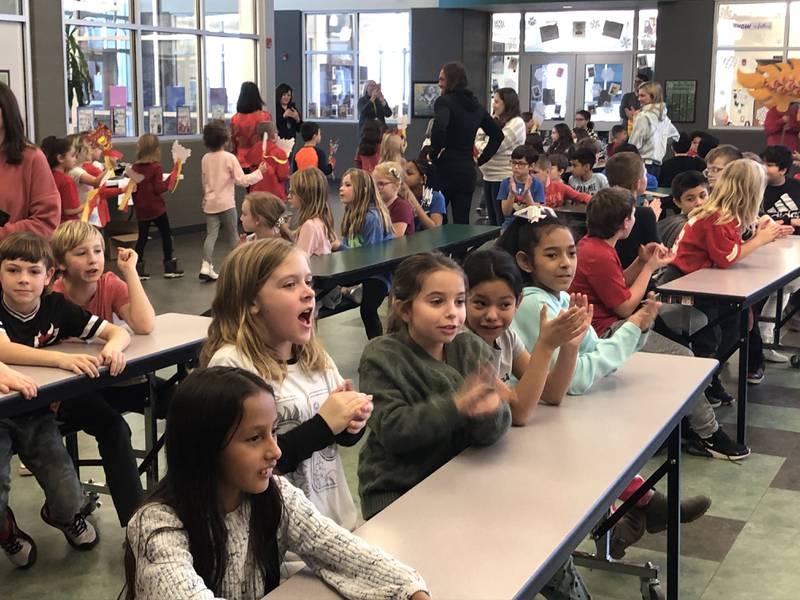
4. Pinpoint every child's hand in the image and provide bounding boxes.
[0,363,37,399]
[334,379,354,393]
[755,219,788,245]
[56,352,101,378]
[646,197,662,220]
[538,301,589,351]
[318,391,373,434]
[99,347,127,376]
[637,242,662,262]
[258,161,268,173]
[345,398,374,434]
[563,294,594,349]
[454,367,502,418]
[627,291,661,332]
[117,248,138,276]
[646,245,675,269]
